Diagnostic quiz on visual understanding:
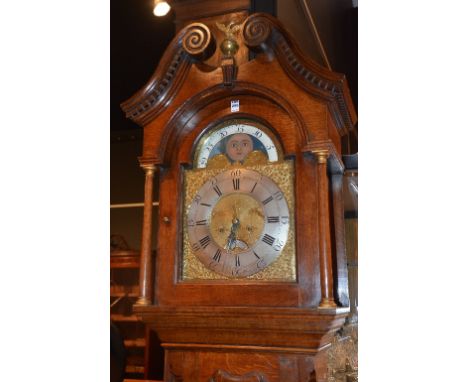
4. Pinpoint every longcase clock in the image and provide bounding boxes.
[121,6,357,382]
